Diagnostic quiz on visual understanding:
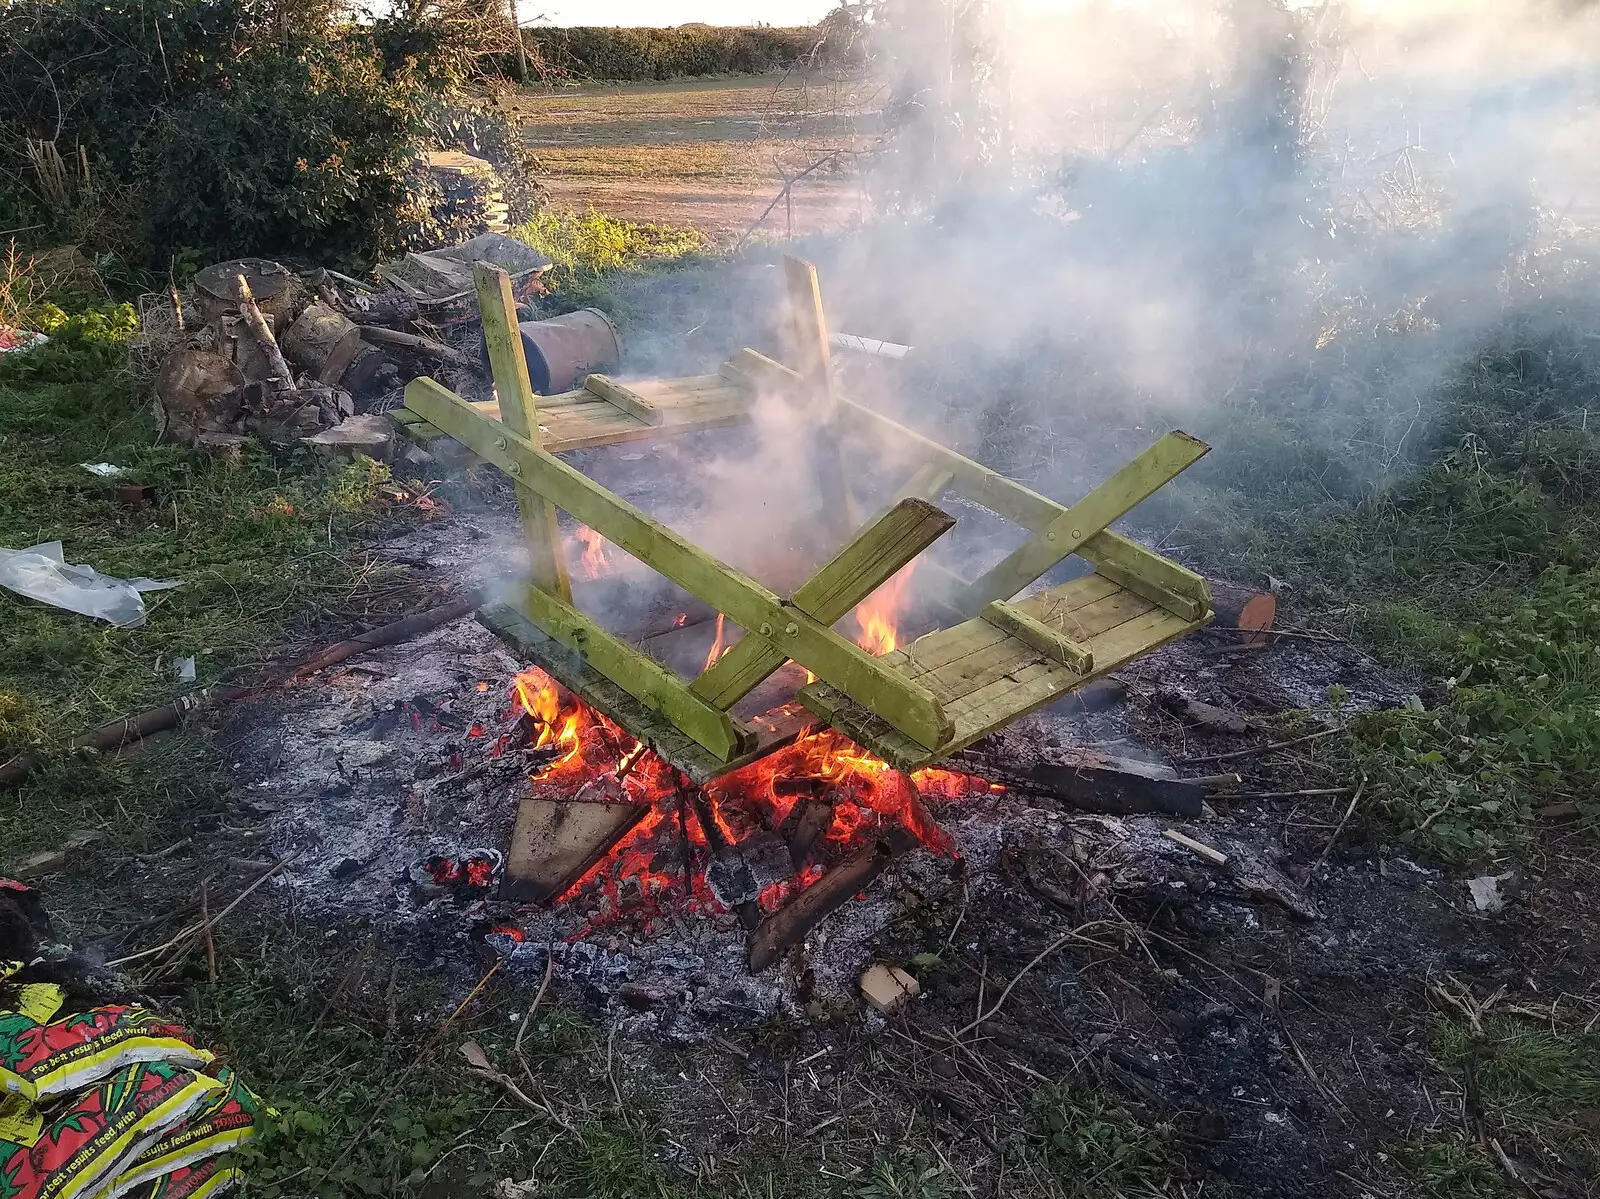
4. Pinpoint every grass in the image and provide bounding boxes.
[512,207,707,312]
[1396,1014,1600,1197]
[1128,296,1600,861]
[0,299,419,855]
[1031,1085,1178,1193]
